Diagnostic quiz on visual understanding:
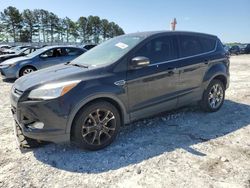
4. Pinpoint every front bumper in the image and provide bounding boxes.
[10,88,70,143]
[0,66,17,79]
